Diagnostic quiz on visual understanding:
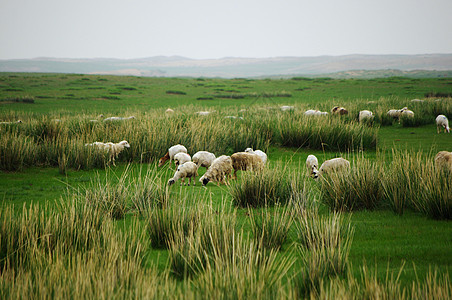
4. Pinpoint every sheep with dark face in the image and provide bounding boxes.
[200,155,233,186]
[168,162,198,186]
[158,144,188,167]
[231,152,264,179]
[174,152,191,167]
[306,154,319,178]
[331,106,348,115]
